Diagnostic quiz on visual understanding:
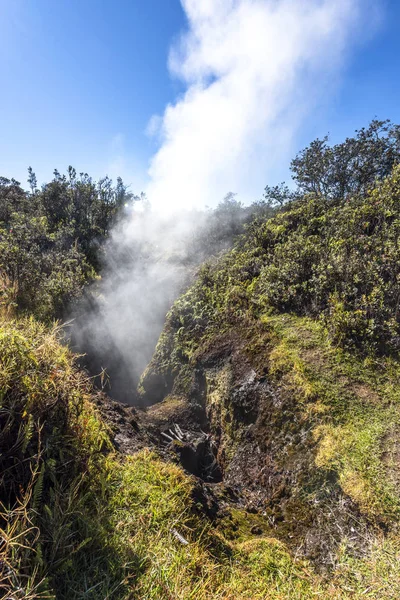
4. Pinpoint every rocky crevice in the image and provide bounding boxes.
[96,327,378,570]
